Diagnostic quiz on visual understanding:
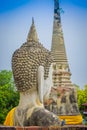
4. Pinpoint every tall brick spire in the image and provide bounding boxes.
[45,1,82,123]
[51,0,68,67]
